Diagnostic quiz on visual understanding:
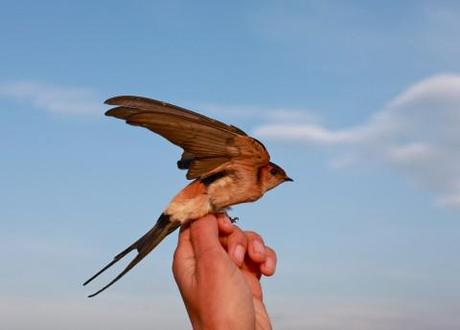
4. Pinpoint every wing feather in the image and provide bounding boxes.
[126,112,238,157]
[105,96,248,136]
[105,96,270,179]
[186,157,231,180]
